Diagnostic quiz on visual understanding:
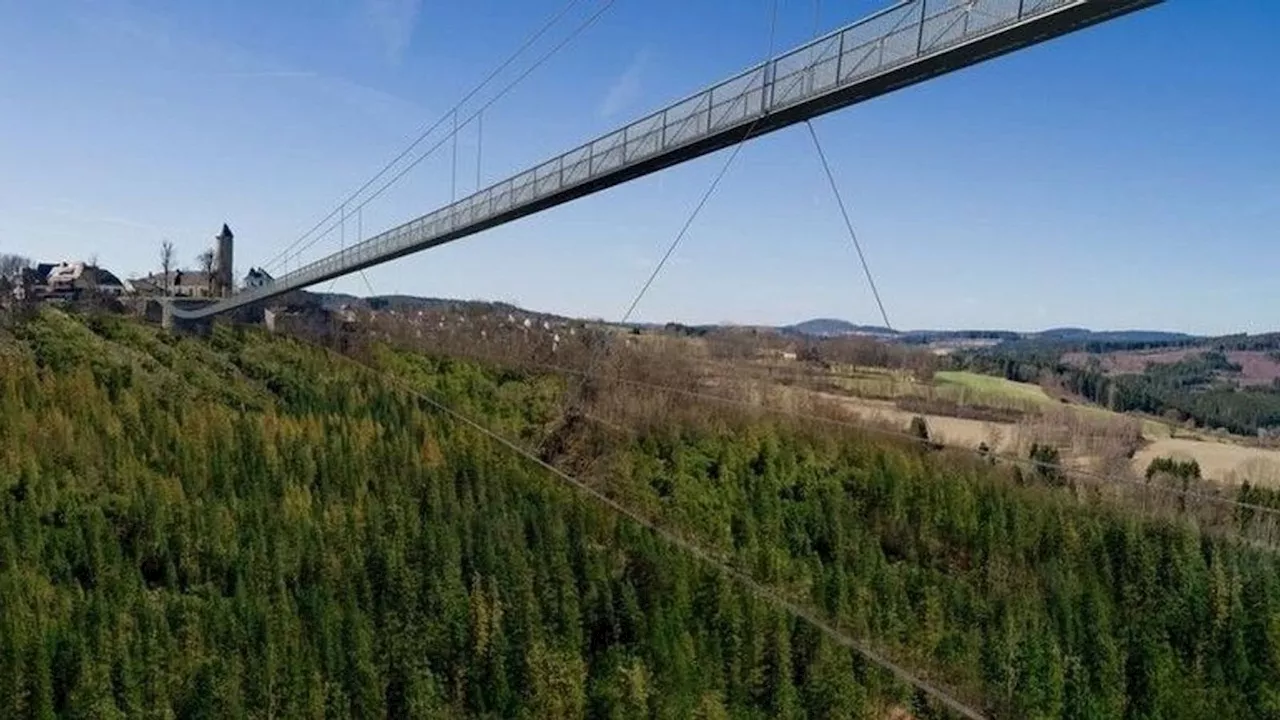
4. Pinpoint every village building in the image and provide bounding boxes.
[16,261,126,300]
[243,267,273,289]
[129,270,216,298]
